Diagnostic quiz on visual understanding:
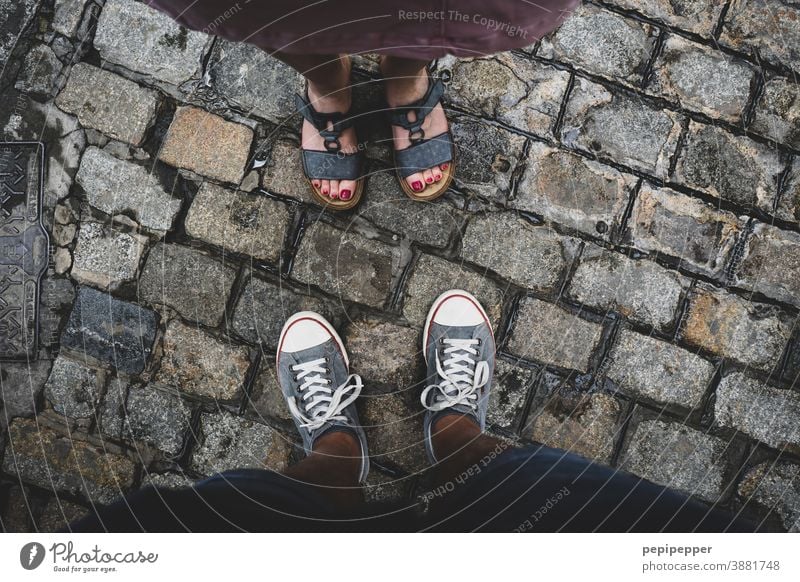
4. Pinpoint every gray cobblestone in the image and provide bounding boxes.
[735,222,800,307]
[292,222,397,308]
[511,142,636,241]
[191,411,290,476]
[15,44,62,97]
[720,0,800,71]
[683,283,791,372]
[55,63,159,146]
[43,355,104,419]
[260,138,310,202]
[487,359,539,431]
[159,106,254,184]
[94,0,212,85]
[561,77,683,177]
[75,147,182,234]
[779,160,800,224]
[36,497,88,532]
[138,242,237,327]
[97,377,126,440]
[738,461,800,532]
[231,275,334,349]
[675,122,783,212]
[185,182,291,263]
[621,419,729,502]
[53,0,89,37]
[610,0,726,36]
[360,393,426,474]
[0,360,52,422]
[627,183,745,277]
[141,471,194,490]
[402,254,506,327]
[2,418,136,504]
[344,318,421,390]
[0,0,38,66]
[440,53,569,136]
[539,3,655,84]
[461,212,575,292]
[649,36,755,123]
[245,360,292,423]
[508,298,604,372]
[605,328,715,410]
[751,77,800,150]
[153,320,251,402]
[71,221,148,290]
[567,245,687,329]
[208,39,303,123]
[61,286,158,375]
[125,384,192,455]
[715,372,800,452]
